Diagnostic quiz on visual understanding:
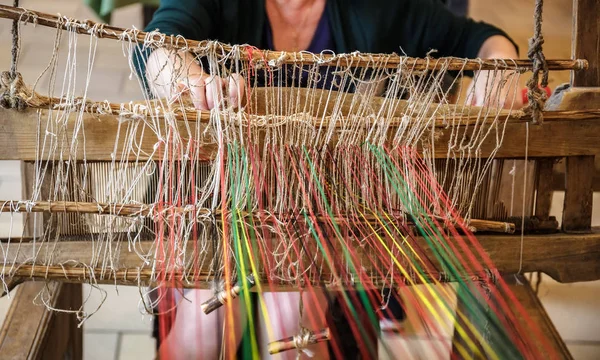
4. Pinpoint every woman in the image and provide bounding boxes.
[141,1,521,359]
